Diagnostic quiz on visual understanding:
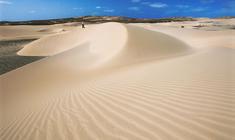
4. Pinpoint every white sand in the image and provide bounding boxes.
[0,21,235,140]
[0,24,76,40]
